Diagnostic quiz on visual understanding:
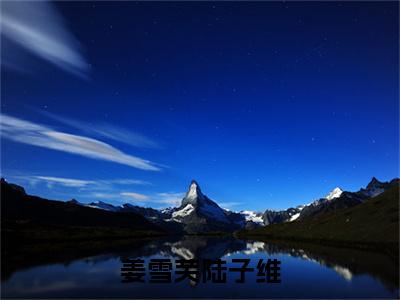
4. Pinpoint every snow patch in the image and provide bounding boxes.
[243,241,265,254]
[325,187,343,200]
[172,204,194,219]
[289,212,300,221]
[171,246,195,260]
[240,210,264,224]
[86,201,119,212]
[161,207,174,215]
[186,182,199,199]
[333,265,353,281]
